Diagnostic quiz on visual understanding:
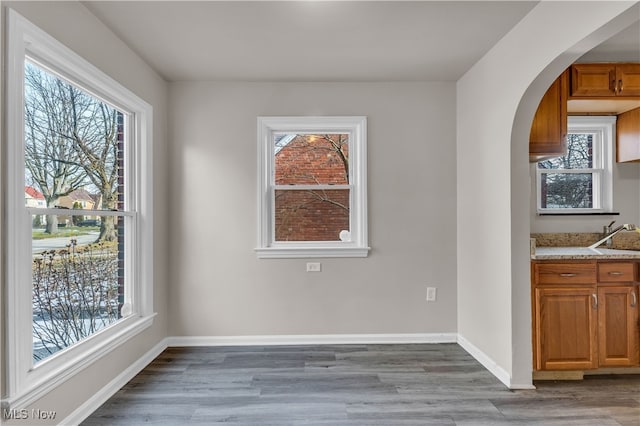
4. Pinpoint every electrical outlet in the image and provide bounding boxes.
[306,262,321,272]
[426,287,437,302]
